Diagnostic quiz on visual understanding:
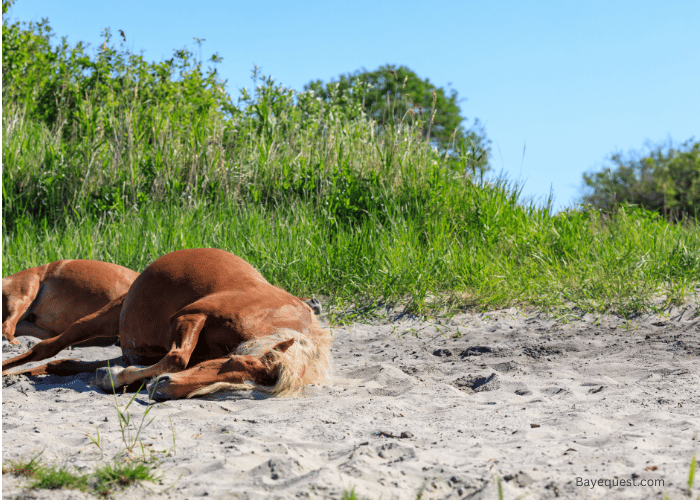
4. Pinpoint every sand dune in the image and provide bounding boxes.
[2,305,699,499]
